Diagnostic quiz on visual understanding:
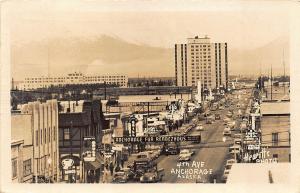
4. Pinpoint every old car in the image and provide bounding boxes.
[112,171,129,183]
[136,151,157,161]
[229,145,241,156]
[234,138,242,145]
[140,167,164,183]
[223,117,231,125]
[223,127,231,136]
[130,158,157,181]
[178,149,195,162]
[164,142,180,155]
[195,124,204,131]
[226,112,233,118]
[223,168,230,181]
[226,159,236,167]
